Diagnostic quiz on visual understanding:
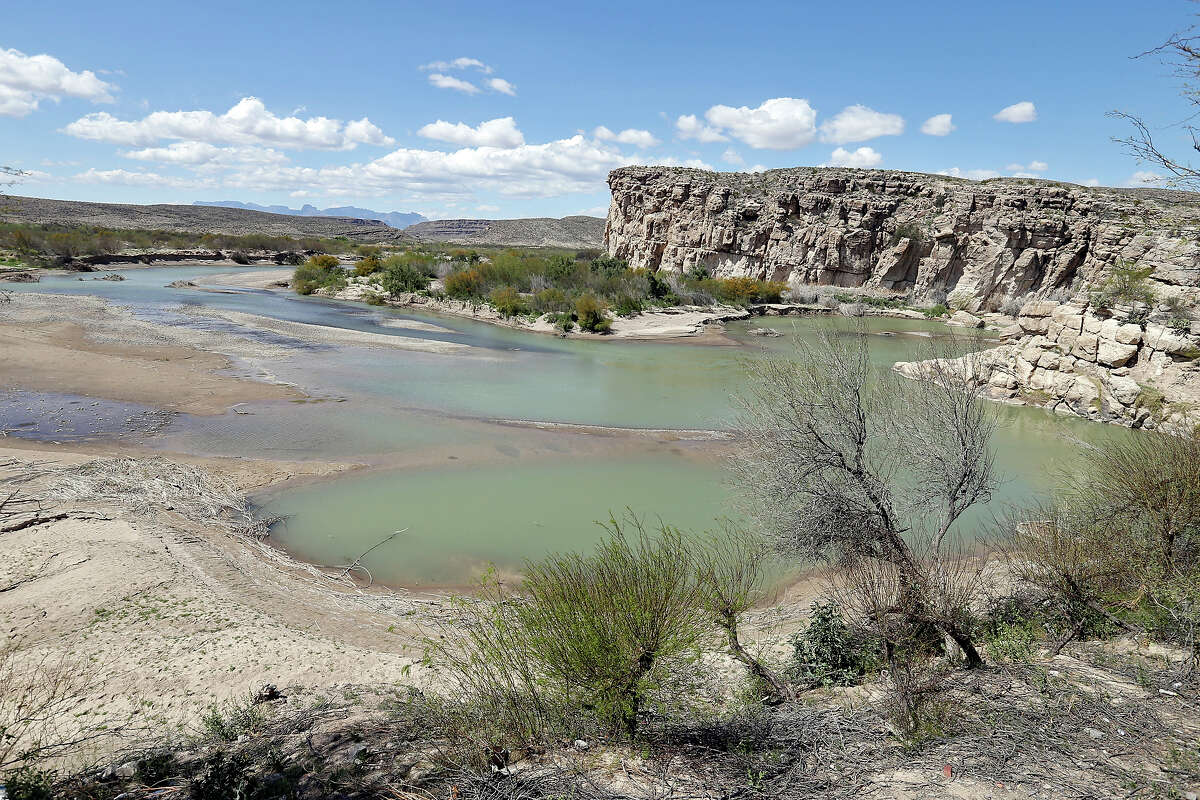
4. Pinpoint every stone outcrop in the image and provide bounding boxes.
[896,299,1200,431]
[606,166,1200,307]
[407,215,605,249]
